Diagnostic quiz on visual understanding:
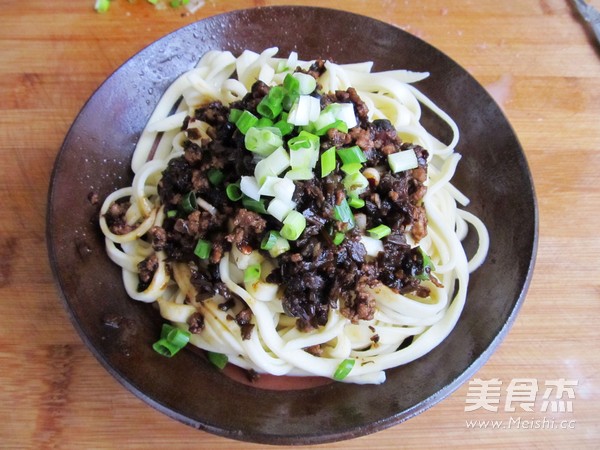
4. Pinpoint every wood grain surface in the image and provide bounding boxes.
[1,0,599,448]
